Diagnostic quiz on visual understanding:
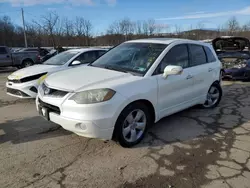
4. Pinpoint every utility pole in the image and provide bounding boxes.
[21,8,28,48]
